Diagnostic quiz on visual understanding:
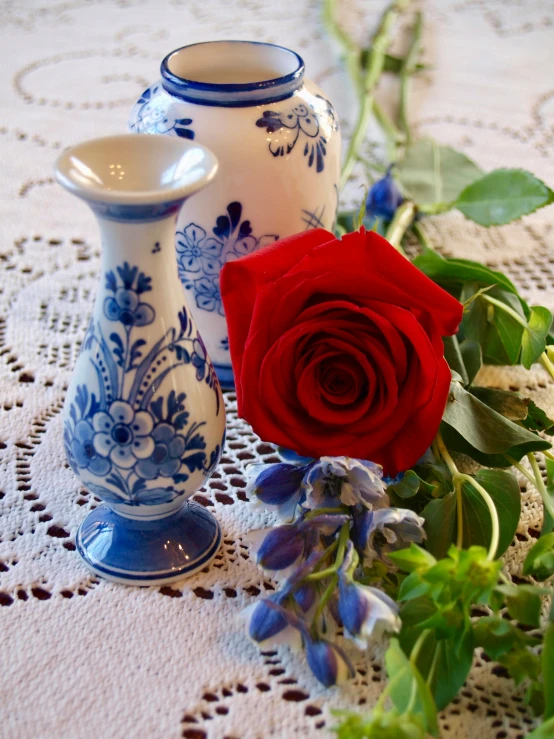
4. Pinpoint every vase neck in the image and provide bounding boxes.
[96,216,179,284]
[161,41,304,107]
